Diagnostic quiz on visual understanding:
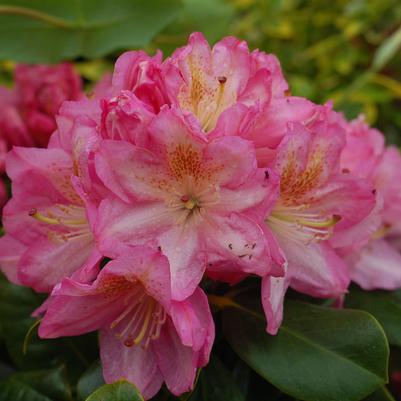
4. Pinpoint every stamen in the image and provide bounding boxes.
[273,212,341,228]
[112,291,167,349]
[29,207,88,226]
[267,205,341,245]
[126,300,154,347]
[110,289,144,329]
[117,295,148,339]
